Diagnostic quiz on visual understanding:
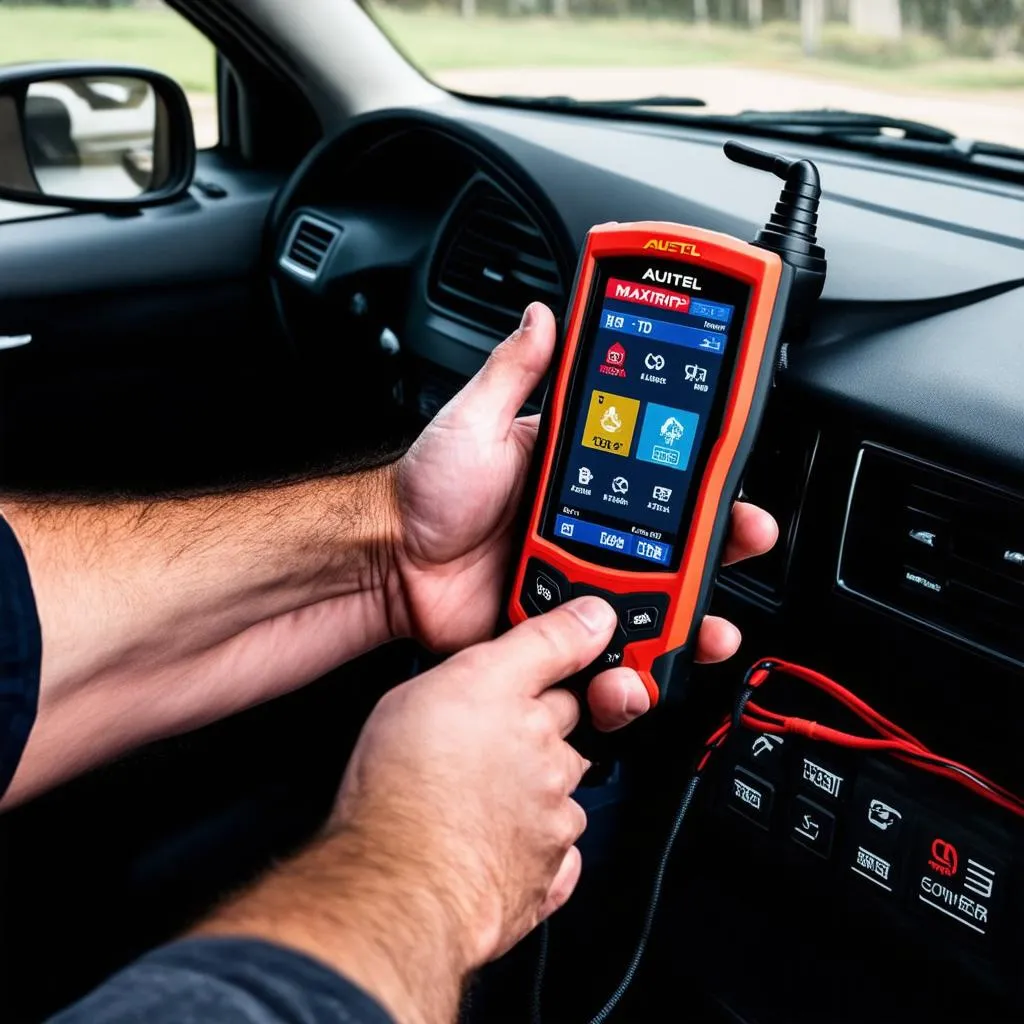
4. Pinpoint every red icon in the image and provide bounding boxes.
[928,838,958,877]
[599,342,627,378]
